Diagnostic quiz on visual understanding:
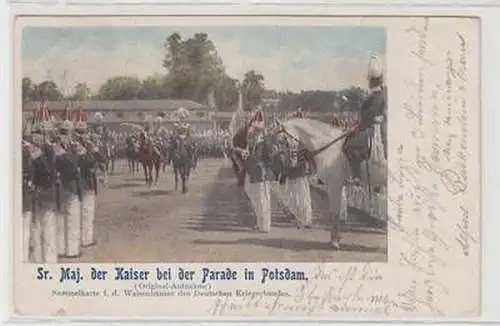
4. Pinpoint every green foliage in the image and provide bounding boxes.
[68,82,91,101]
[277,86,365,113]
[138,74,170,99]
[241,70,265,111]
[22,31,368,113]
[97,76,142,100]
[22,77,64,102]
